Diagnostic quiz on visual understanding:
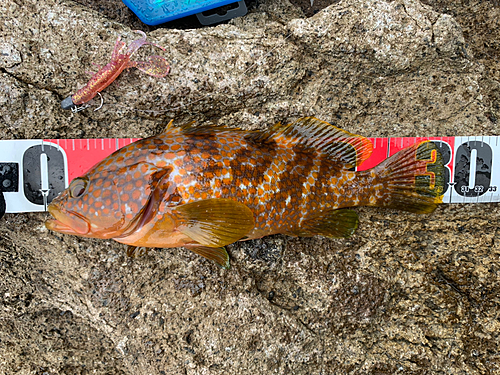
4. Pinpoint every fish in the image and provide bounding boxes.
[45,117,445,268]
